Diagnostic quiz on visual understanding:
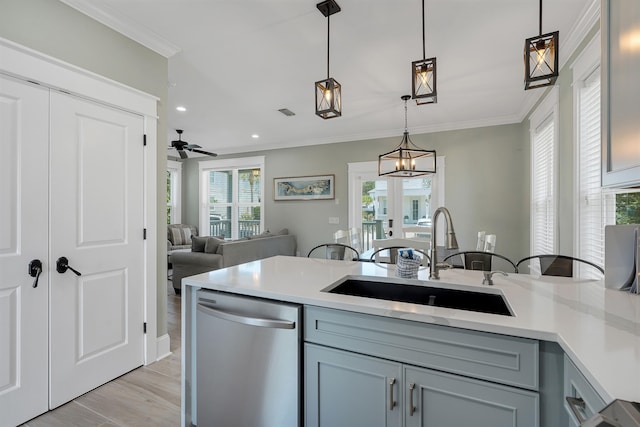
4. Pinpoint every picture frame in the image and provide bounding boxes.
[273,174,335,201]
